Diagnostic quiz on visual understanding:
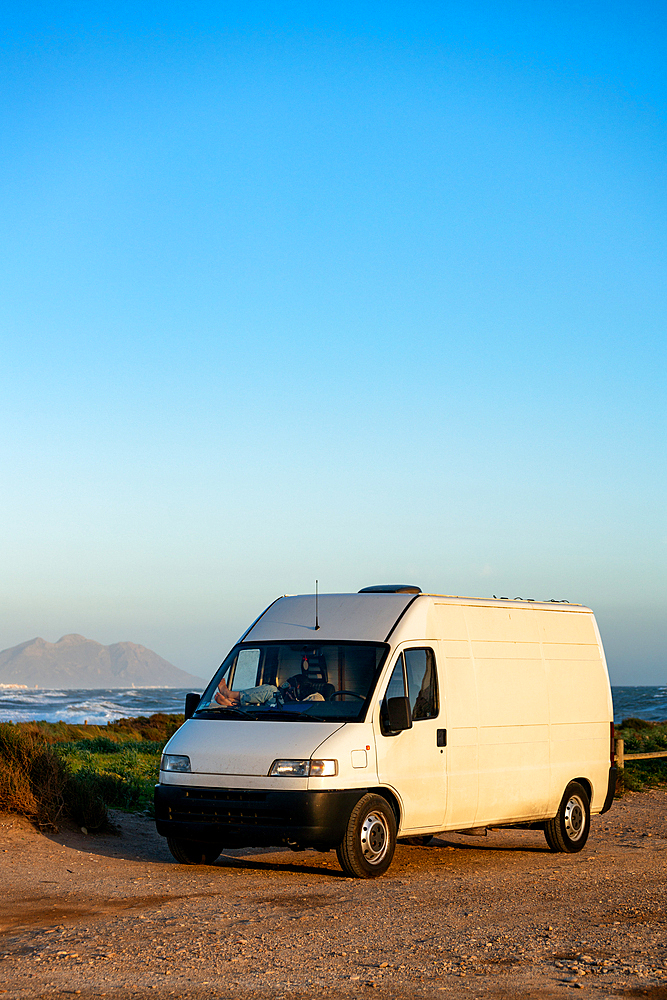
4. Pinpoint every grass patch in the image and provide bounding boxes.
[14,712,184,745]
[54,740,162,822]
[0,713,184,830]
[616,718,667,792]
